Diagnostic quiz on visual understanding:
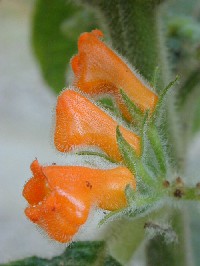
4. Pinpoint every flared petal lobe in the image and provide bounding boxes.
[54,90,140,161]
[71,30,158,120]
[25,192,81,243]
[23,160,136,242]
[23,160,49,205]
